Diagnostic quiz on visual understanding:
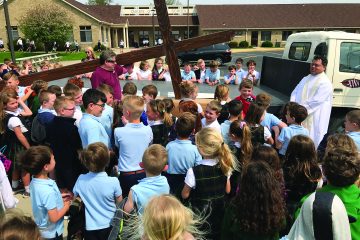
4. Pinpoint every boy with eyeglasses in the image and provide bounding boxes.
[78,89,110,148]
[46,96,85,192]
